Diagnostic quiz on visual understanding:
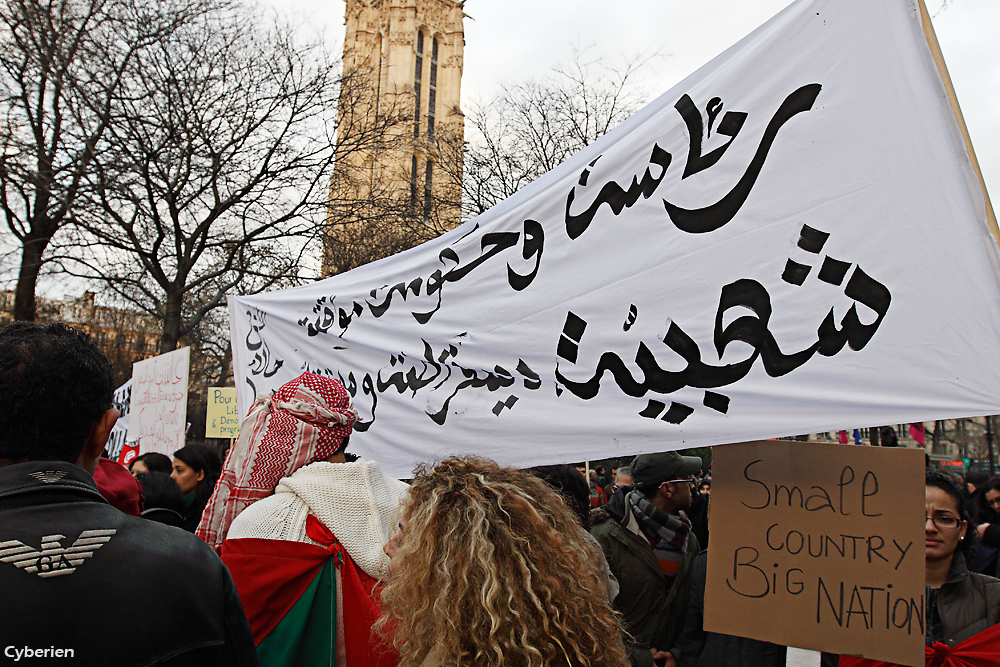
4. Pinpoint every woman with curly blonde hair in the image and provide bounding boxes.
[378,456,630,667]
